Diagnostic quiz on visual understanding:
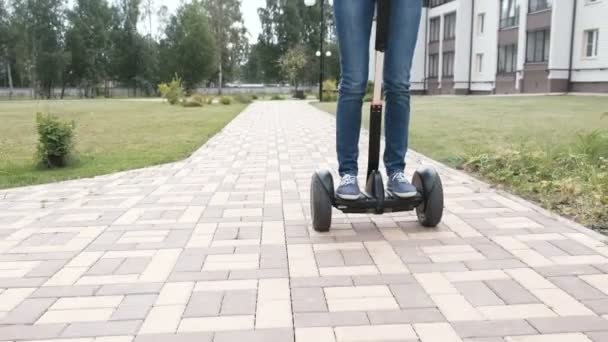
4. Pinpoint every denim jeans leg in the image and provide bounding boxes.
[333,0,375,177]
[383,0,422,176]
